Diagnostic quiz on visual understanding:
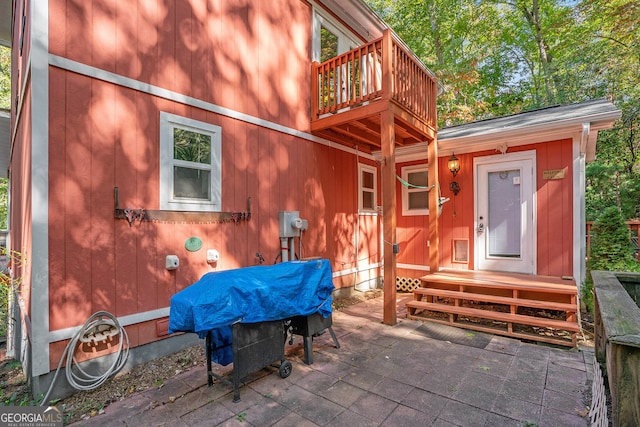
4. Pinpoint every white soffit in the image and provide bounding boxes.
[318,0,386,41]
